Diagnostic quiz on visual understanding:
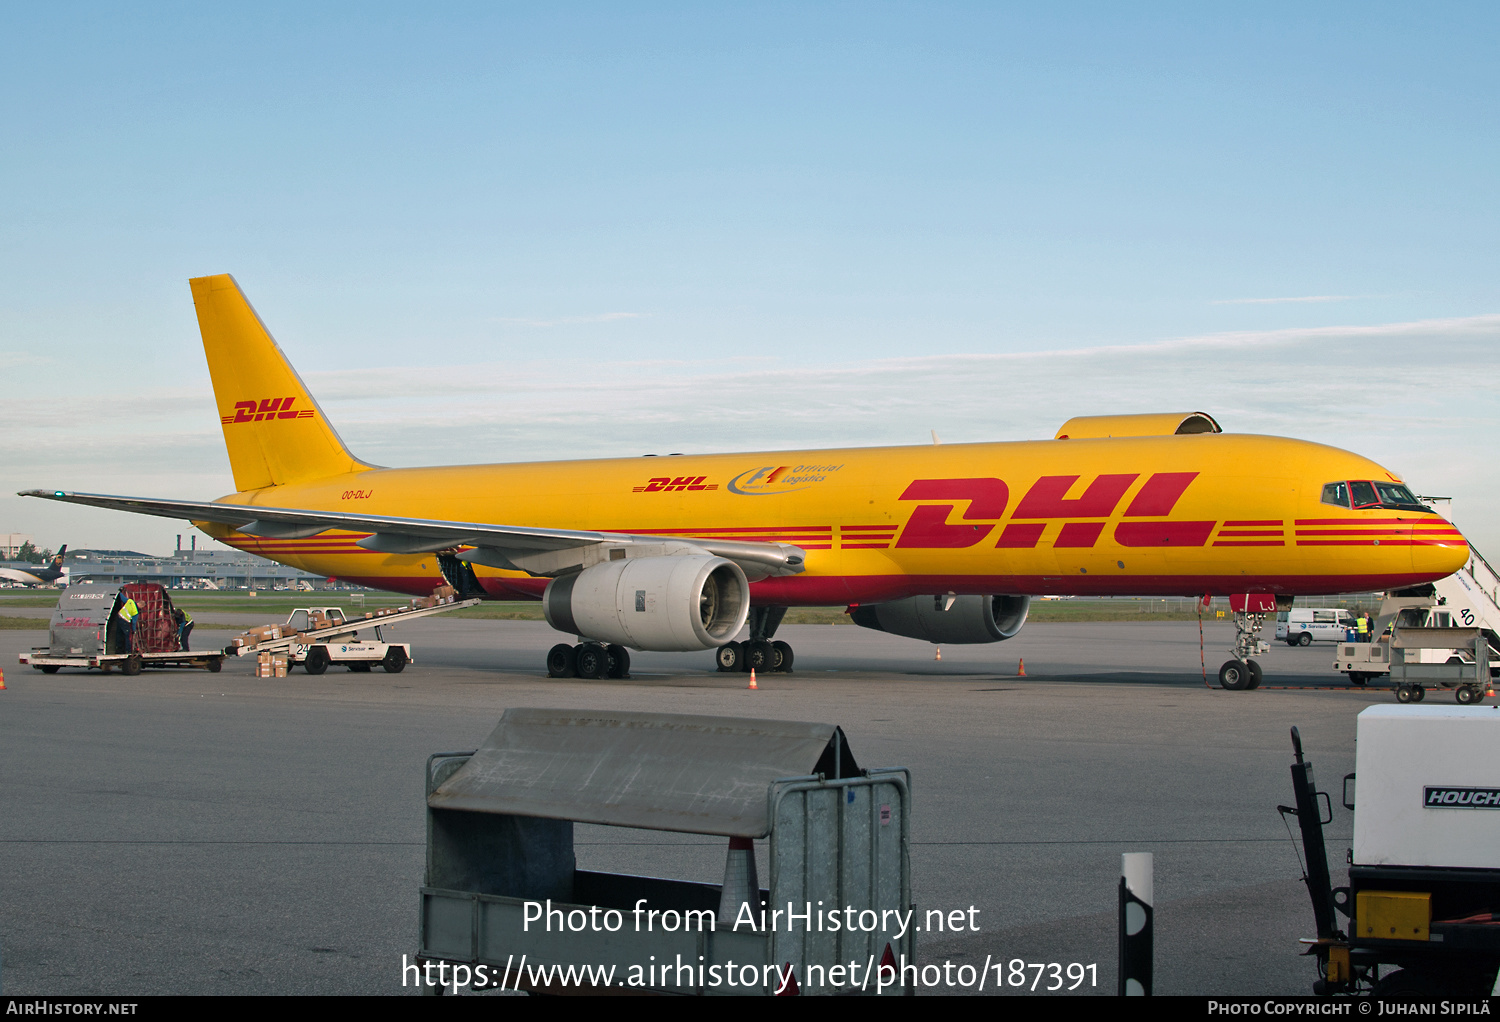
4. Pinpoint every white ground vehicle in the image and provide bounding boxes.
[291,632,413,674]
[226,598,479,674]
[1277,608,1354,646]
[1286,709,1500,996]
